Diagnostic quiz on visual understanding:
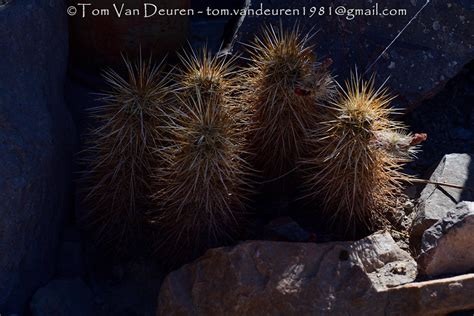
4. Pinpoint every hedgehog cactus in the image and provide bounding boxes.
[174,48,241,105]
[80,56,170,251]
[151,50,252,257]
[302,73,414,232]
[243,24,334,177]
